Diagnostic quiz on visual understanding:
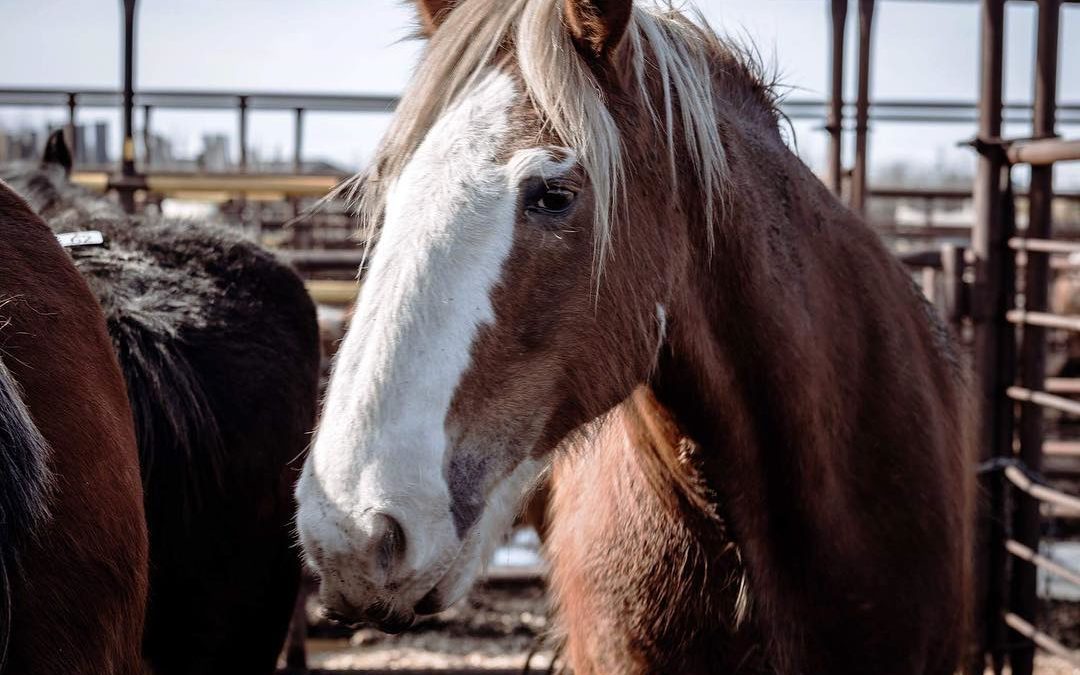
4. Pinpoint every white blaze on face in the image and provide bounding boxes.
[297,69,567,608]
